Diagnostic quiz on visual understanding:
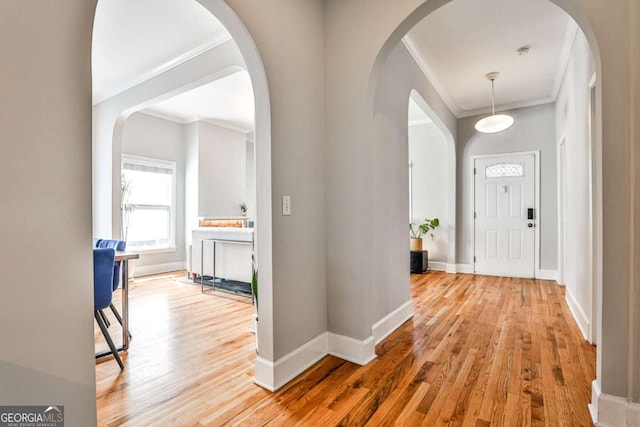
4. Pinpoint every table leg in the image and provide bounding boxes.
[122,259,129,350]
